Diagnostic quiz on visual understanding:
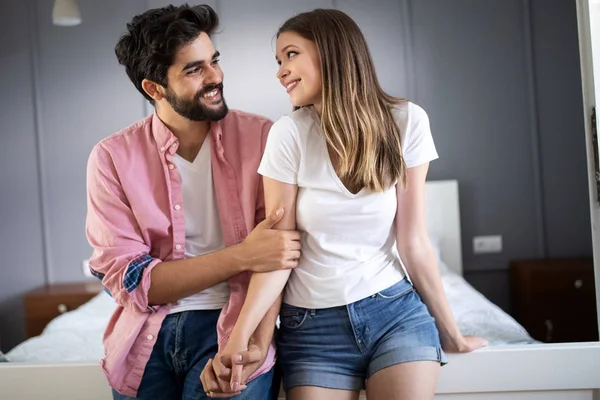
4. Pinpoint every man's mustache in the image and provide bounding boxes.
[195,83,224,100]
